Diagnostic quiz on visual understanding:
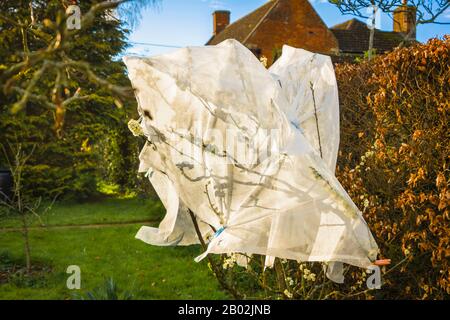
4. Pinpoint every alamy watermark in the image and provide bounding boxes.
[366,265,382,289]
[66,265,81,289]
[66,4,81,30]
